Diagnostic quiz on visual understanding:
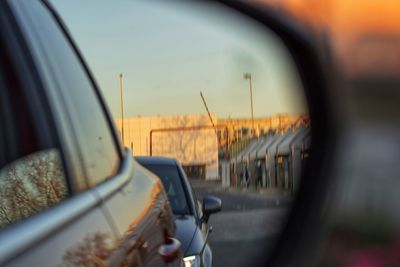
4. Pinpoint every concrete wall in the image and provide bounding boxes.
[116,114,219,180]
